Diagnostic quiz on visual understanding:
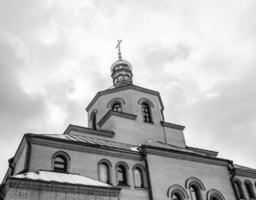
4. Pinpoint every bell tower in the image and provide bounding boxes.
[111,40,133,87]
